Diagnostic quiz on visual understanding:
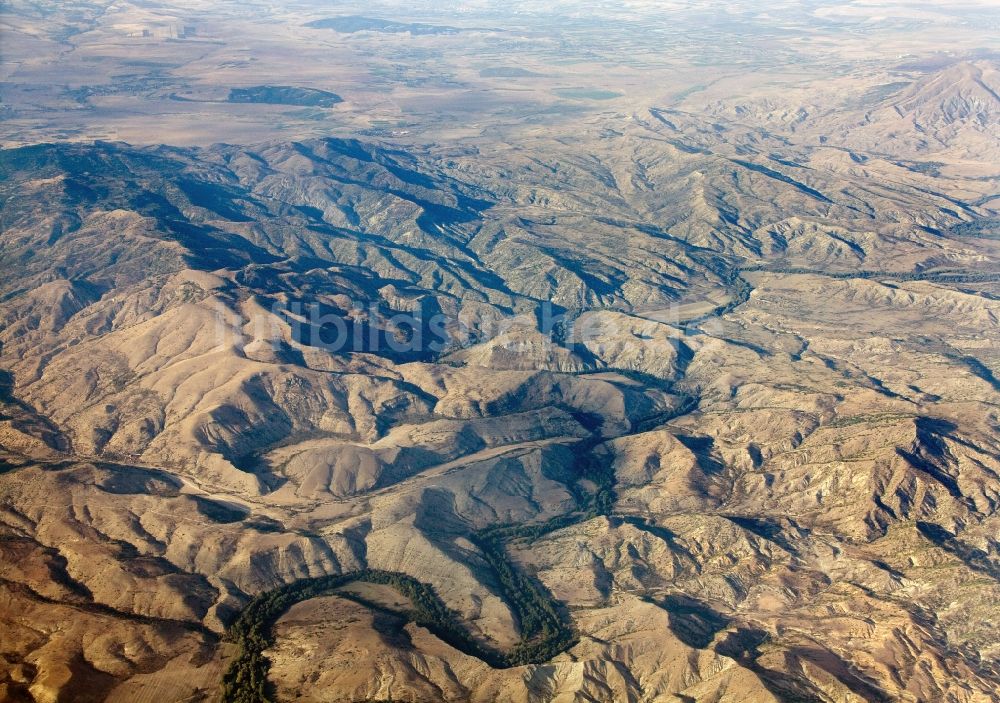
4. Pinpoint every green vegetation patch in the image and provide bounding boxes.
[221,567,578,702]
